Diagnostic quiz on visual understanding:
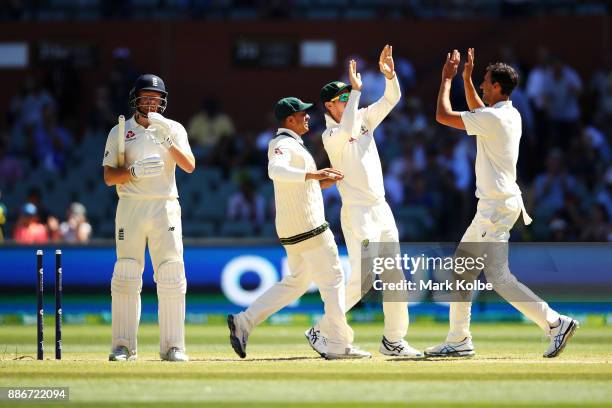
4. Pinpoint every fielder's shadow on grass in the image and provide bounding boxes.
[386,356,477,362]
